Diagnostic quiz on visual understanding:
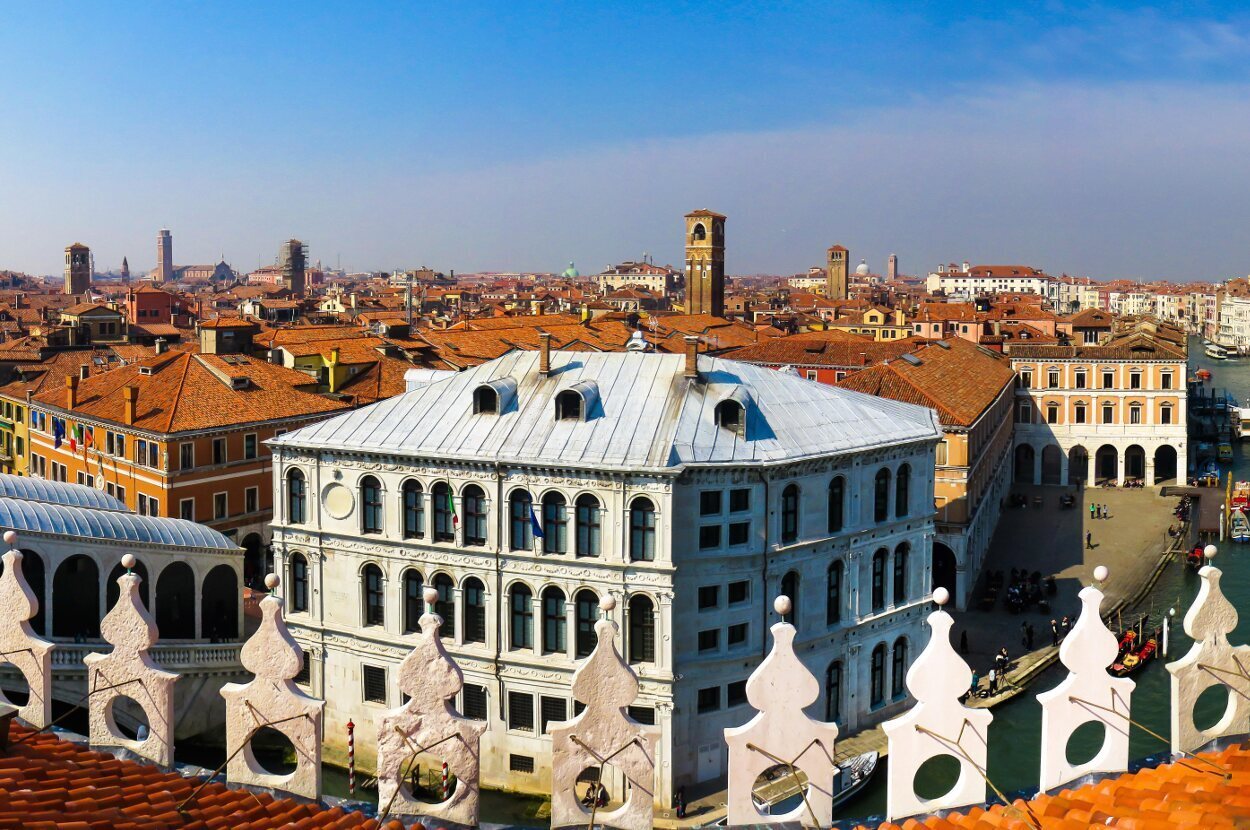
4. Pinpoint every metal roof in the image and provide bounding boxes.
[275,351,941,472]
[0,474,127,512]
[0,497,239,551]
